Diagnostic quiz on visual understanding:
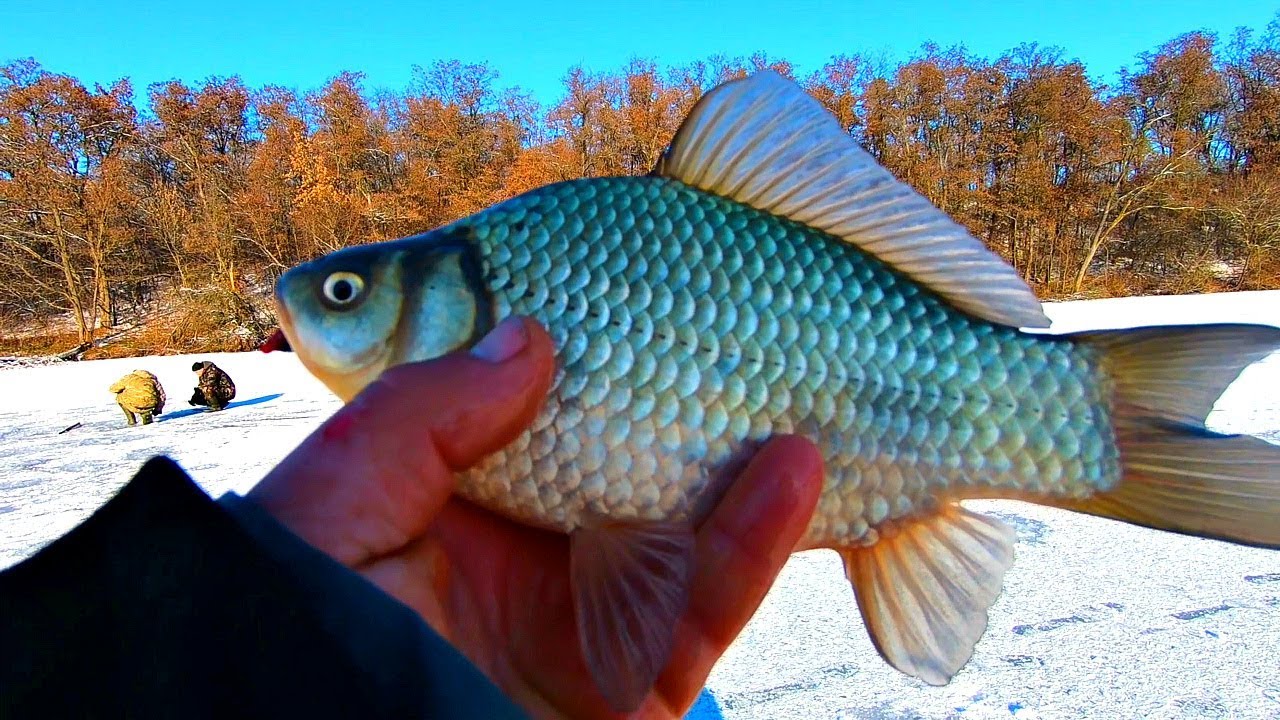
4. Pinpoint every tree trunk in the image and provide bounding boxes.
[49,210,92,344]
